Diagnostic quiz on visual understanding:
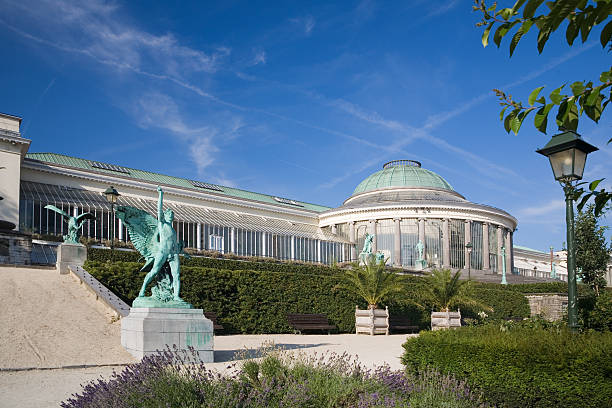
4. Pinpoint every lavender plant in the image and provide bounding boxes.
[62,346,487,408]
